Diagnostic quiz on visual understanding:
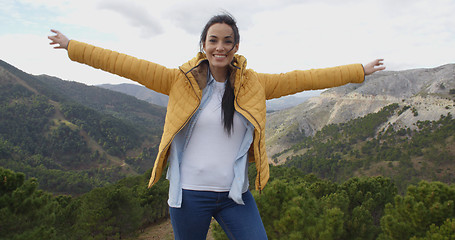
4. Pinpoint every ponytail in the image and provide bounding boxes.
[221,70,235,135]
